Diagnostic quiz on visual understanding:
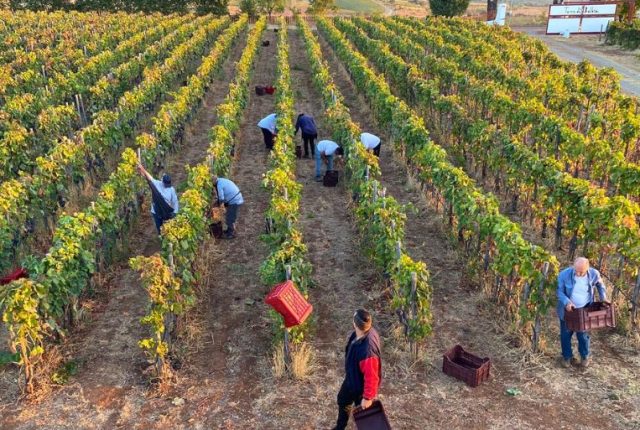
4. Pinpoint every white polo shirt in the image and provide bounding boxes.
[570,275,590,308]
[257,113,277,134]
[316,140,339,156]
[361,132,380,150]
